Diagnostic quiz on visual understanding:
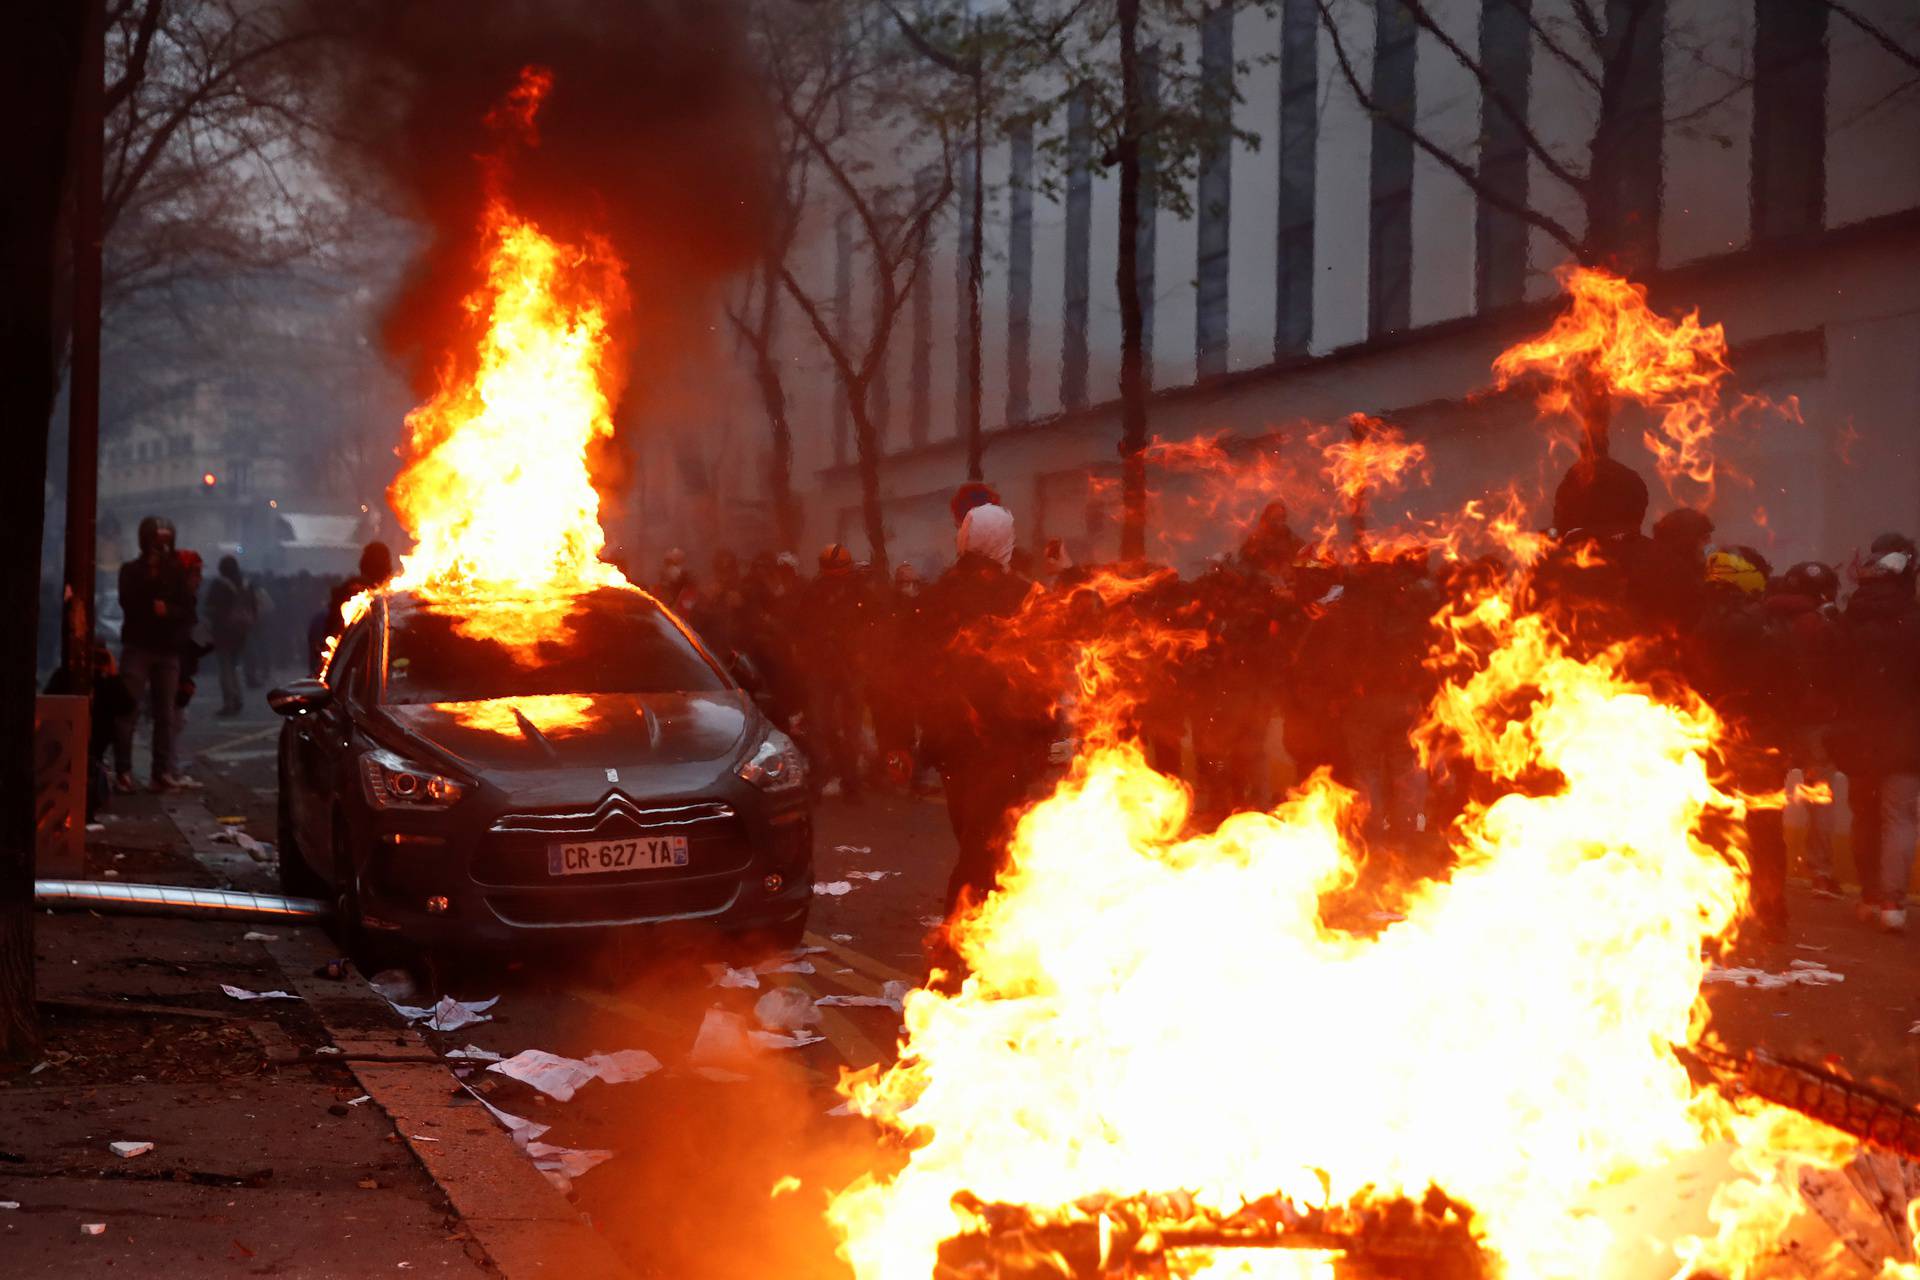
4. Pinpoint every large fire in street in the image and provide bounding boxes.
[822,271,1920,1279]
